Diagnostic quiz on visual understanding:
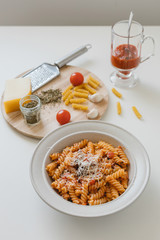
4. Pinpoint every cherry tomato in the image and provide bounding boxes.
[107,151,114,159]
[56,109,71,125]
[70,72,84,86]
